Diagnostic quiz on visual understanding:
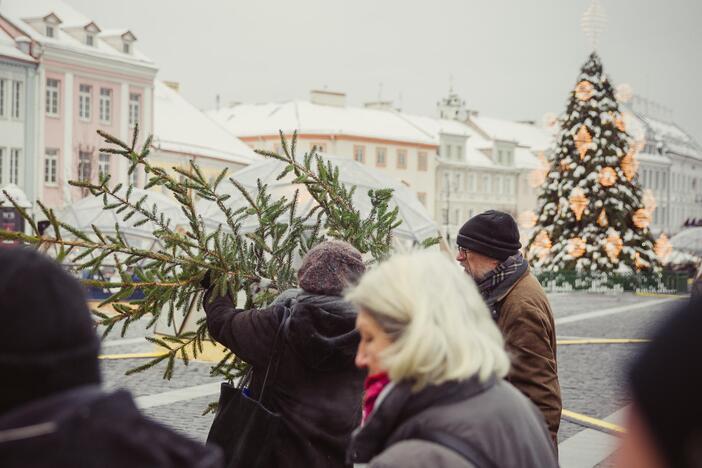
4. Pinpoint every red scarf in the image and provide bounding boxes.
[362,372,390,424]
